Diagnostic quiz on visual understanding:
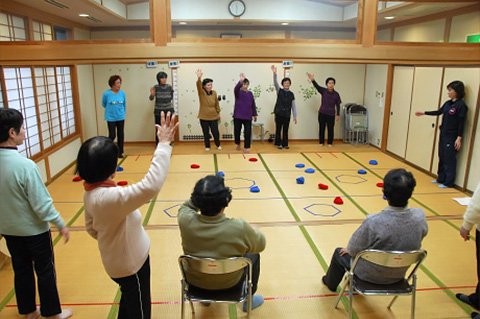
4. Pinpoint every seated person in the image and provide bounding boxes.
[322,168,428,291]
[178,175,266,311]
